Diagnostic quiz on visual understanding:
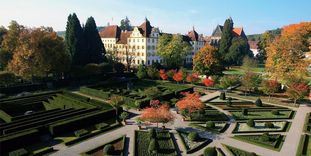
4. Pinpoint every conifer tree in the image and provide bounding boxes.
[219,18,233,67]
